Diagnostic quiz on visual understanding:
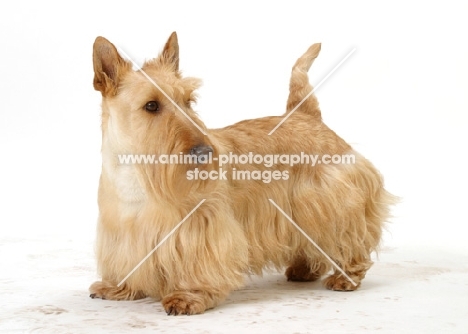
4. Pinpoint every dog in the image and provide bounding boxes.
[89,32,396,315]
